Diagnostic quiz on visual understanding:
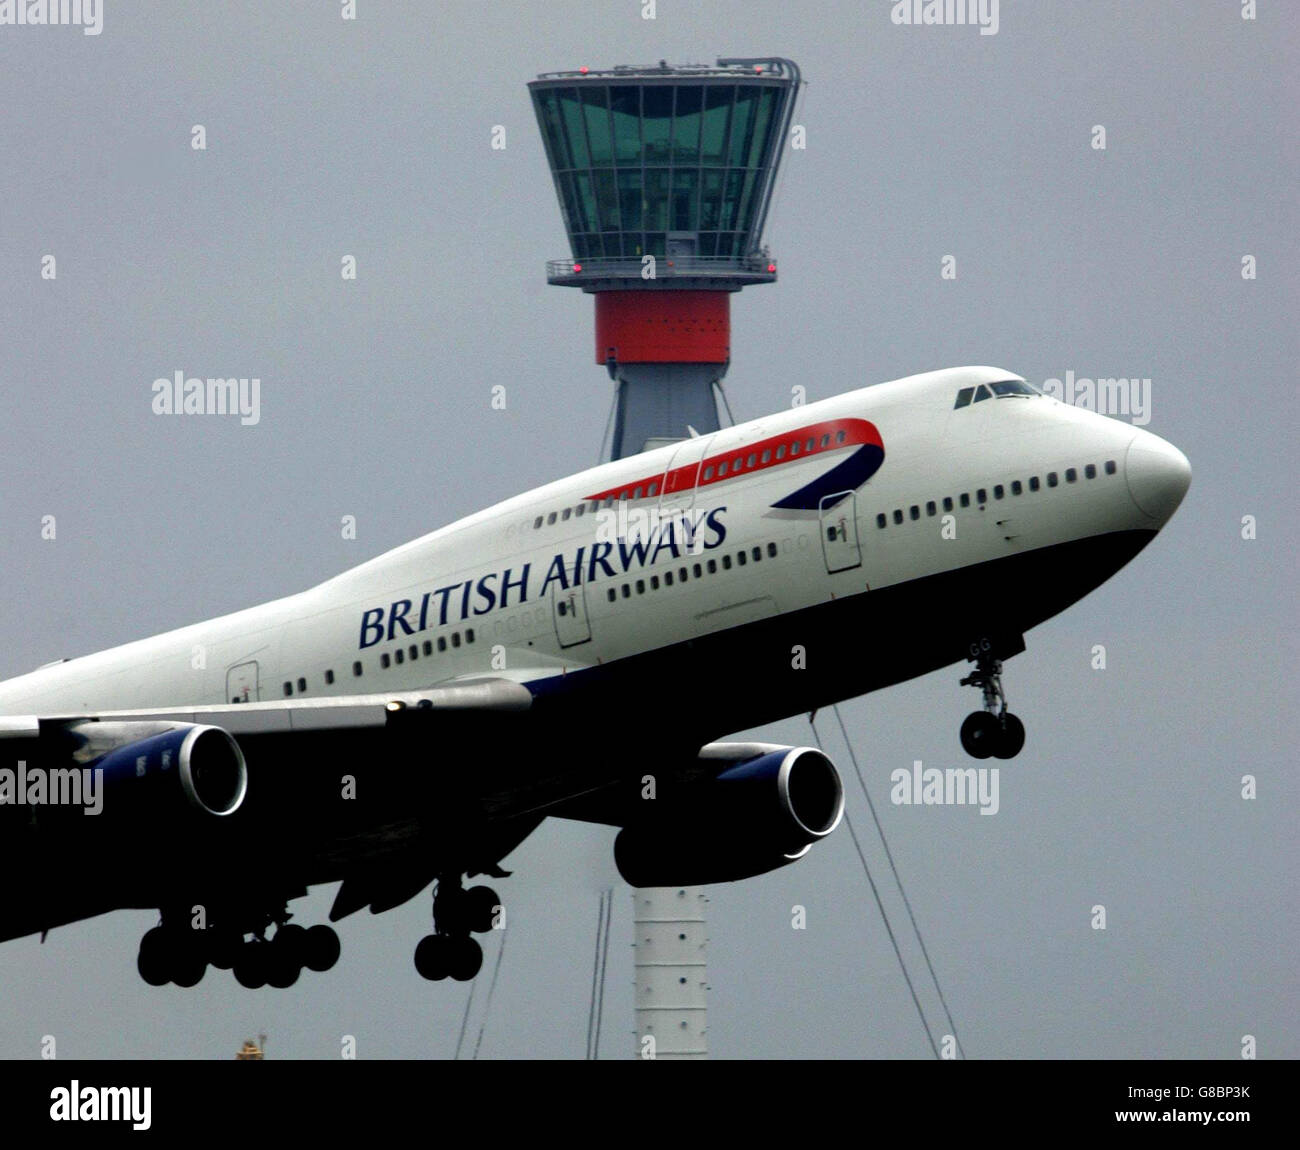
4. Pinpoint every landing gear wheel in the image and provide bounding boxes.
[992,713,1025,759]
[266,929,303,989]
[303,925,341,973]
[137,926,171,987]
[446,936,483,981]
[206,930,242,971]
[960,711,999,759]
[464,886,500,934]
[233,942,269,989]
[170,942,208,988]
[414,934,450,981]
